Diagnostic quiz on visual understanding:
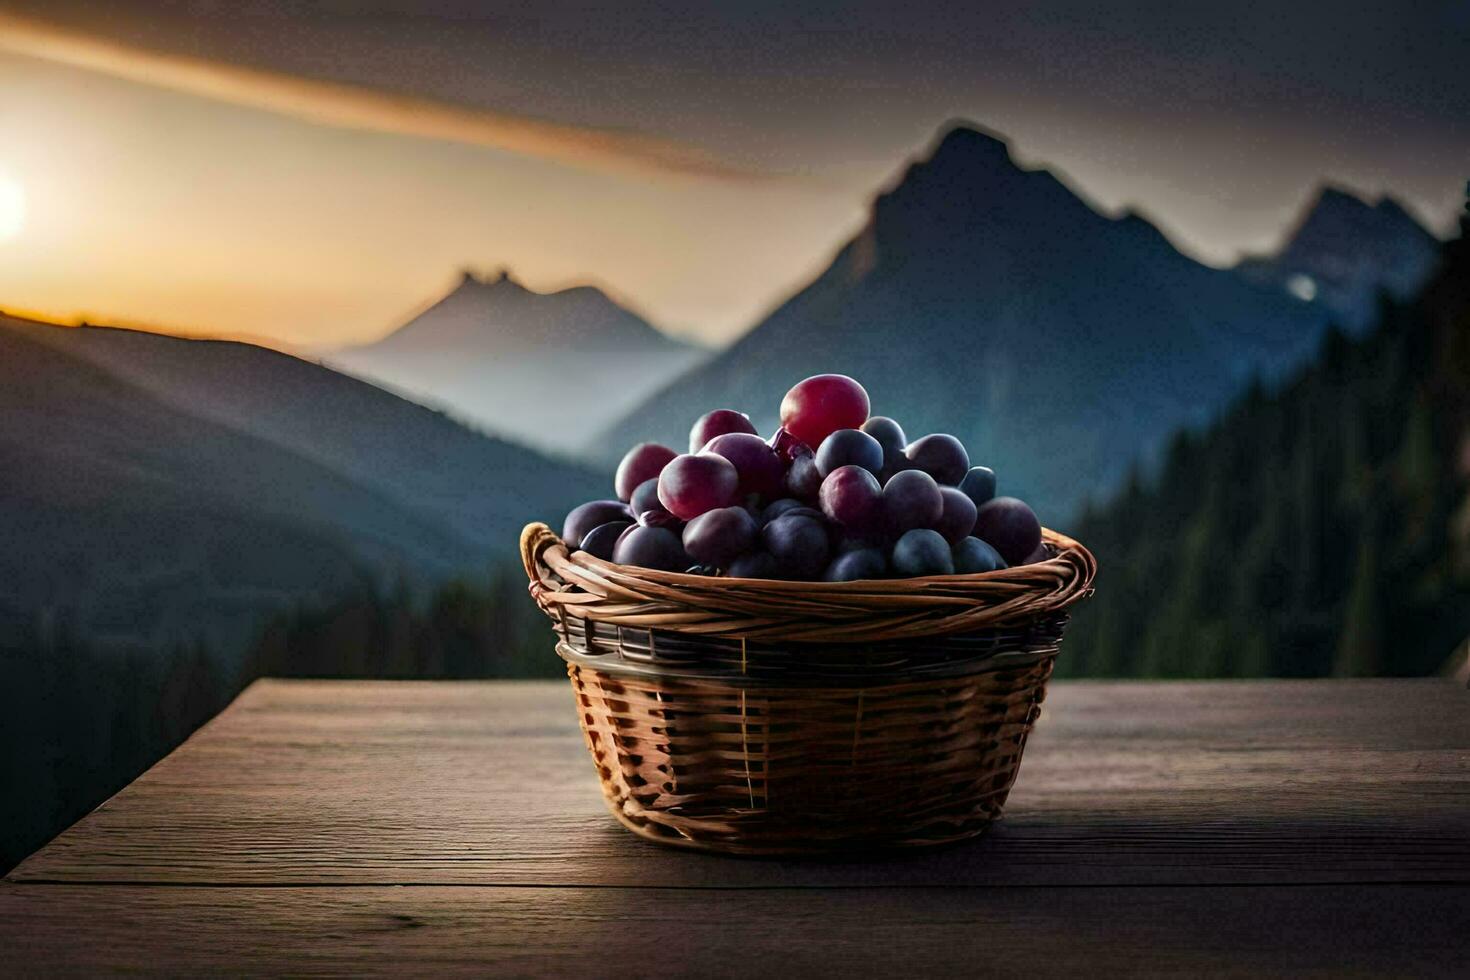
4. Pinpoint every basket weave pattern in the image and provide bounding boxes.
[522,522,1095,854]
